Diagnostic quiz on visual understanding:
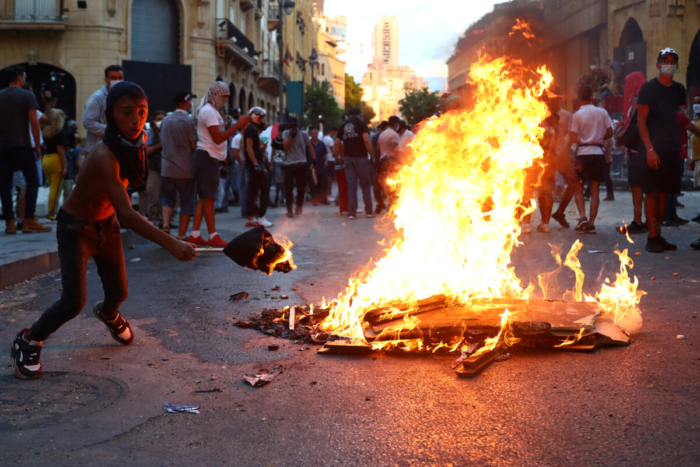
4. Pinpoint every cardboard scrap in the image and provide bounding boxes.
[244,367,283,387]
